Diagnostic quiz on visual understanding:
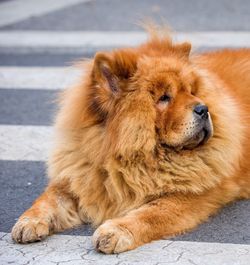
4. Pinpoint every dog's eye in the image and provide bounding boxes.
[157,94,171,111]
[158,94,171,103]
